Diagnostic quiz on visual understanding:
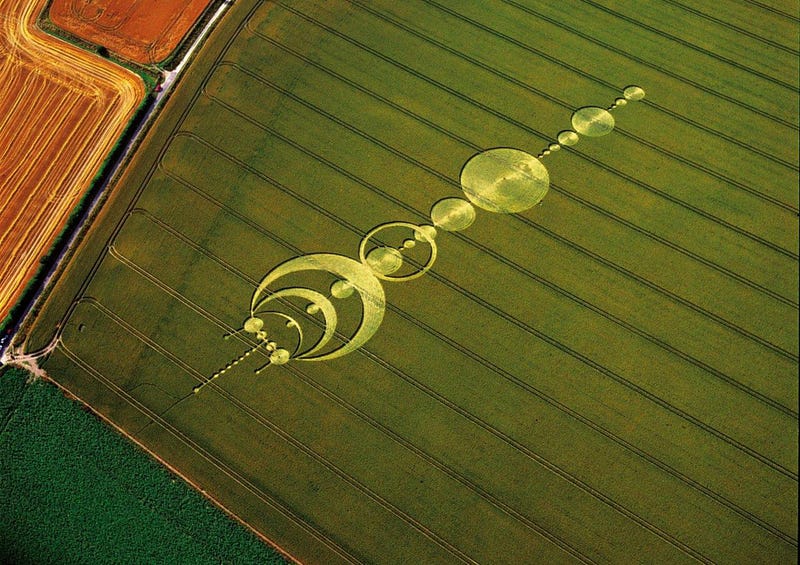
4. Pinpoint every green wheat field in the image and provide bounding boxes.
[18,0,798,562]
